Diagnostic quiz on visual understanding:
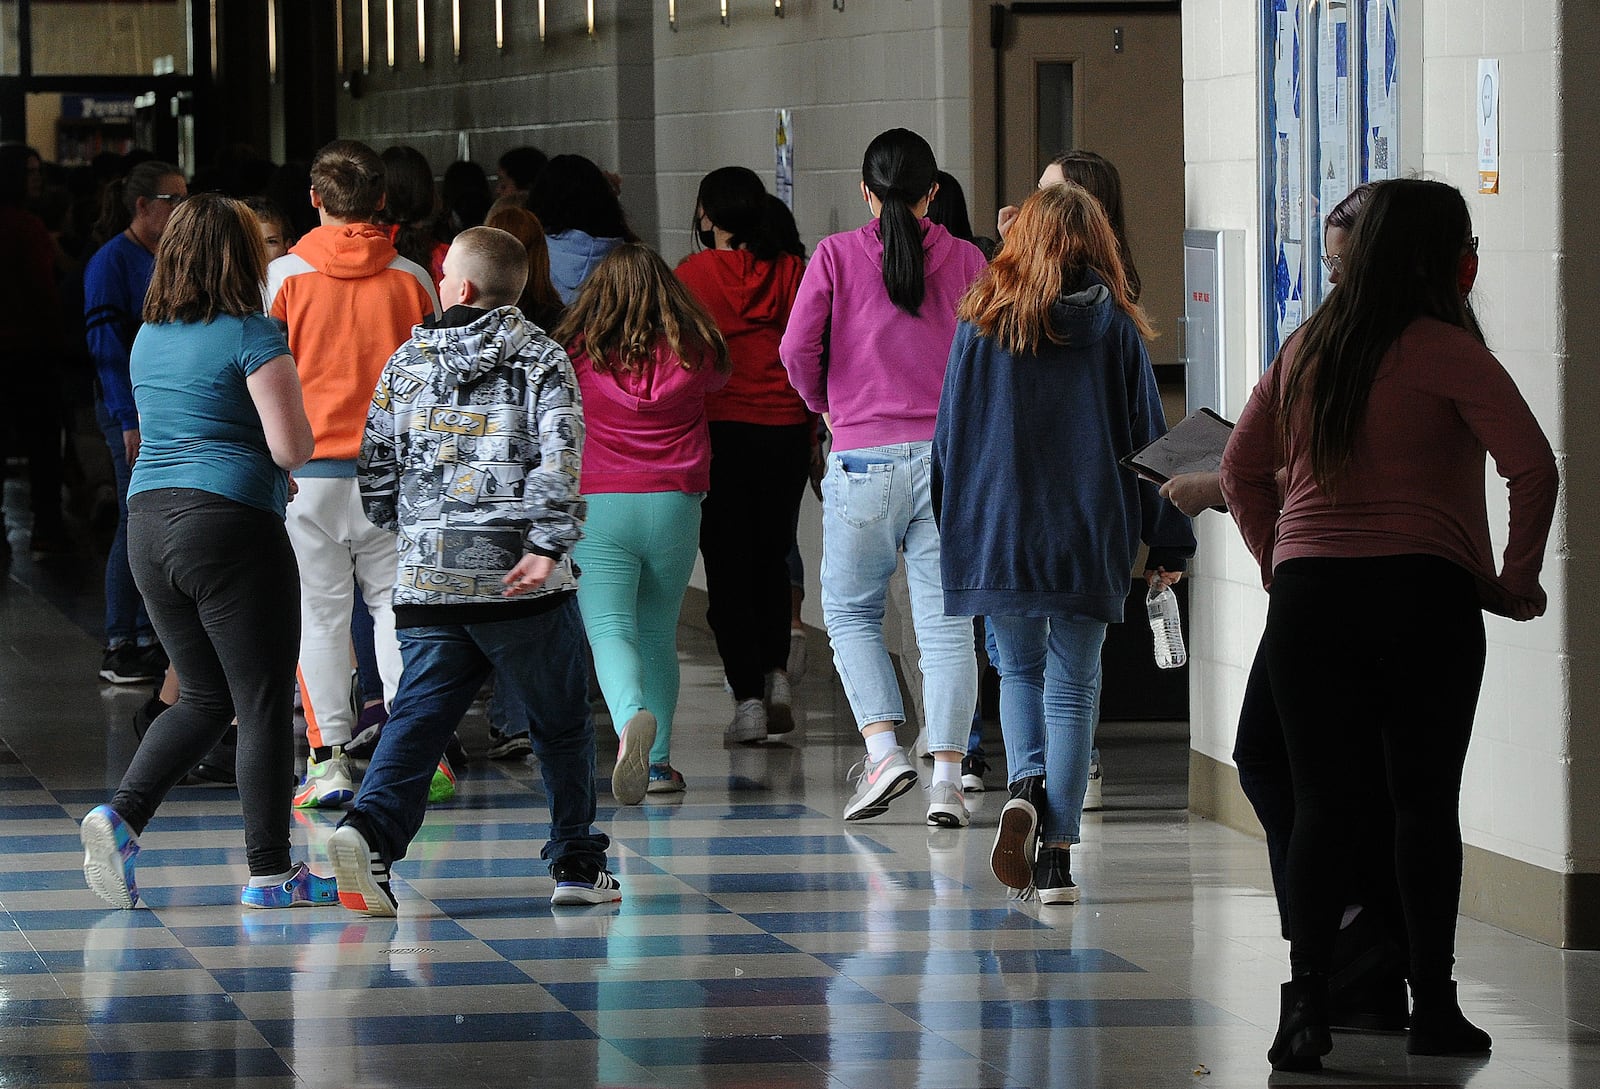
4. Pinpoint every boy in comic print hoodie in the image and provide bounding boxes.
[332,228,619,916]
[358,242,584,617]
